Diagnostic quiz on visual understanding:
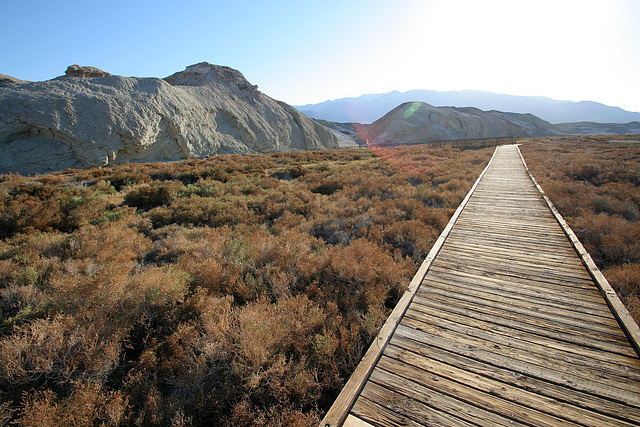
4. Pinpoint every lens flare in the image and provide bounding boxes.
[351,123,421,174]
[348,101,428,172]
[403,101,422,119]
